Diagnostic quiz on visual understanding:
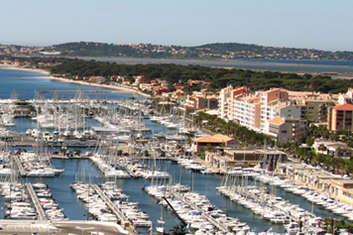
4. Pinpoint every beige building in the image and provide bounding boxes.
[185,92,218,111]
[218,86,251,121]
[257,88,289,132]
[192,134,237,152]
[277,162,353,206]
[289,91,336,123]
[268,118,307,144]
[328,104,353,132]
[205,149,287,171]
[313,139,353,159]
[233,95,261,131]
[218,85,234,120]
